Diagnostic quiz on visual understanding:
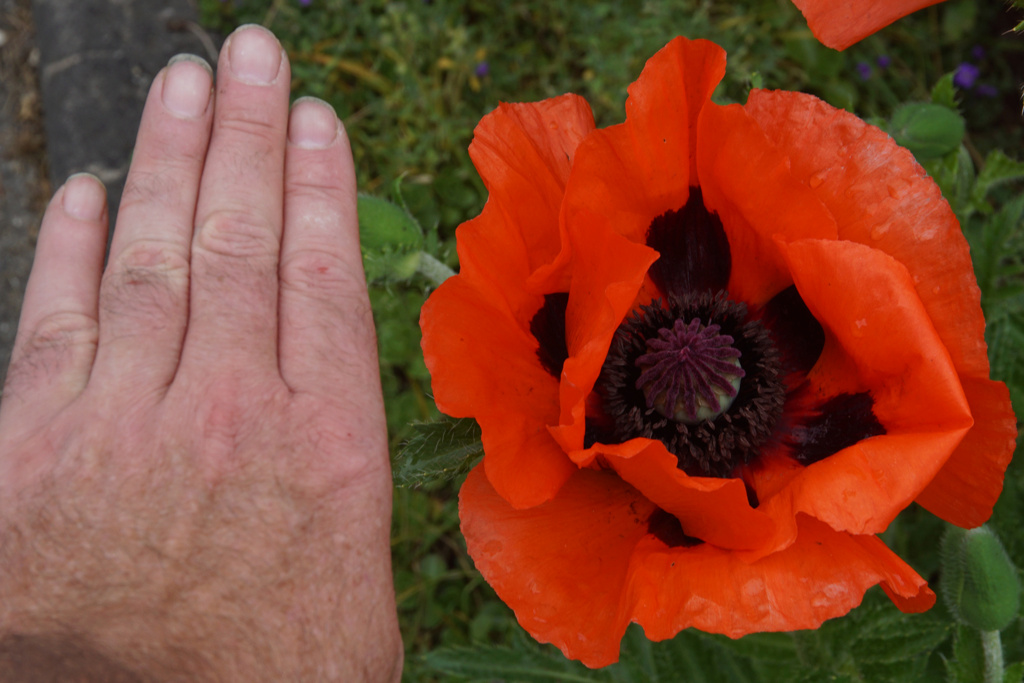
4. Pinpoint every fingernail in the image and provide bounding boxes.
[62,173,107,221]
[162,54,213,118]
[288,97,339,149]
[228,25,282,85]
